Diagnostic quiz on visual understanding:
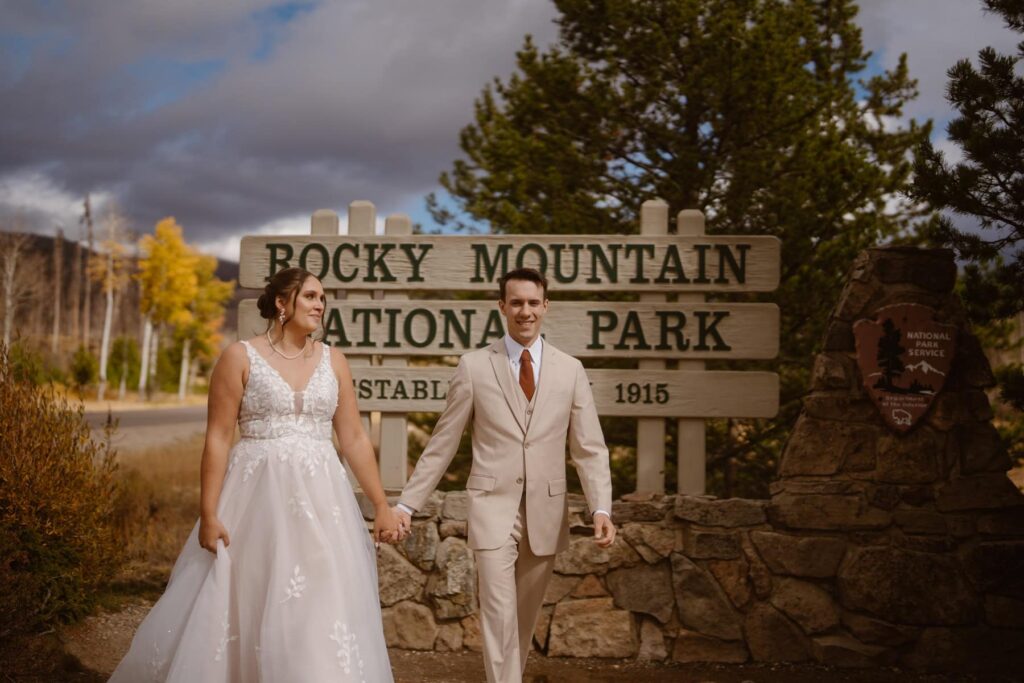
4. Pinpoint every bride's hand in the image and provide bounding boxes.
[199,516,231,554]
[373,504,401,545]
